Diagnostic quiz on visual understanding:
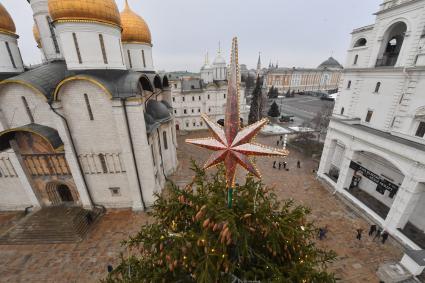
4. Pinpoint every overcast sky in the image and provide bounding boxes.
[3,0,381,72]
